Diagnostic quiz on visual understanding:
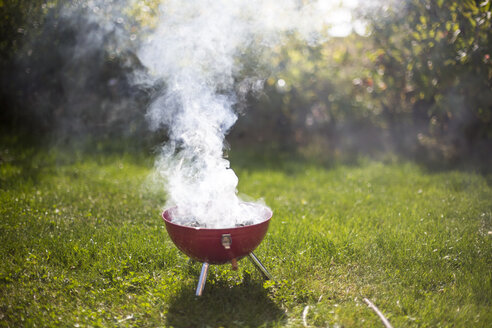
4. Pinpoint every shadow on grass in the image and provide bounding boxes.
[166,275,286,328]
